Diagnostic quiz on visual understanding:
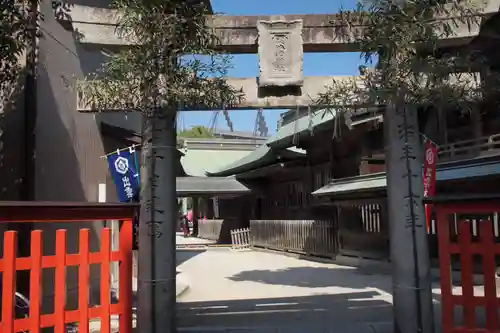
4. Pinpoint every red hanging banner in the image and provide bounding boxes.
[423,139,438,232]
